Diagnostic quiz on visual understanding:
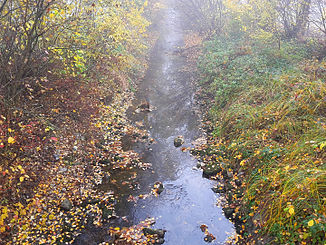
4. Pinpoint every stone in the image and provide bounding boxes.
[223,207,235,220]
[139,100,150,110]
[202,163,222,178]
[174,136,184,147]
[154,238,165,244]
[143,228,166,238]
[154,182,164,194]
[60,198,73,211]
[204,234,215,243]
